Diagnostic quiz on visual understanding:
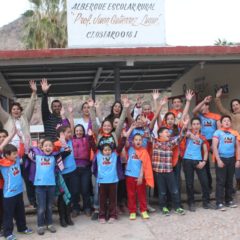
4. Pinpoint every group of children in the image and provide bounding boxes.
[0,84,240,240]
